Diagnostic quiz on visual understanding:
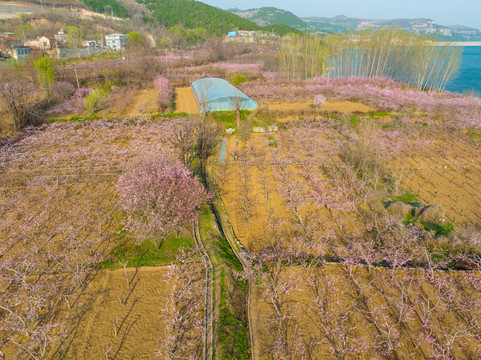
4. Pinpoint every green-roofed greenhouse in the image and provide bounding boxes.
[191,78,258,112]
